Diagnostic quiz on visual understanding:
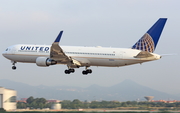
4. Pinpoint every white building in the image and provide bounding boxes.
[51,103,61,110]
[0,87,17,110]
